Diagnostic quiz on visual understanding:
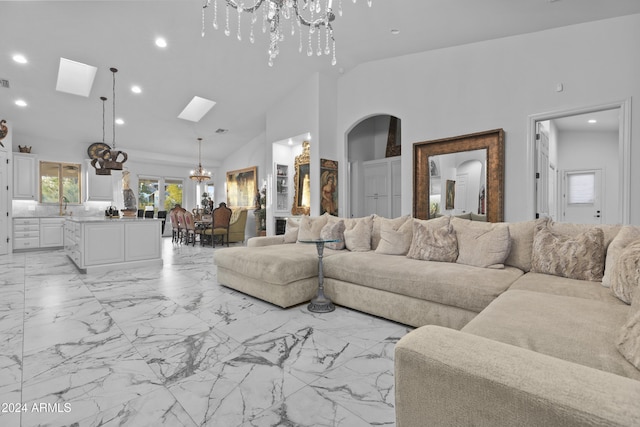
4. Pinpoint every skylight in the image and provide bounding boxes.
[178,96,216,122]
[55,58,97,97]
